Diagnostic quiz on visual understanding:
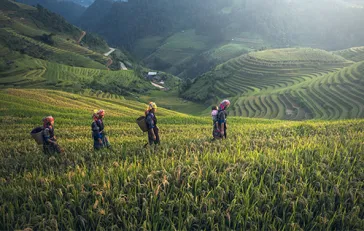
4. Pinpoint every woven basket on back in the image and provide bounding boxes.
[136,116,148,132]
[30,127,44,145]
